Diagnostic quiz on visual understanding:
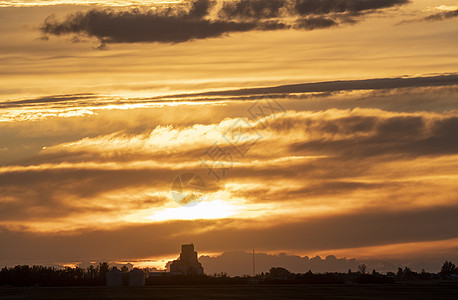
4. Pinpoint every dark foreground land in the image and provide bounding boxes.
[1,282,458,300]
